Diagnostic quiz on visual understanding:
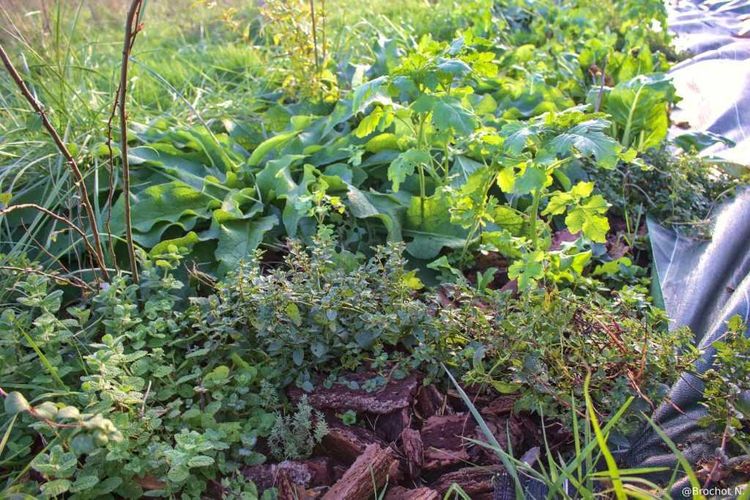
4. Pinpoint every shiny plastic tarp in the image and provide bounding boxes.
[623,0,750,481]
[668,0,750,164]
